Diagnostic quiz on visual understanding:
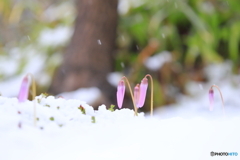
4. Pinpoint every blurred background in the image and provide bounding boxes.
[0,0,240,112]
